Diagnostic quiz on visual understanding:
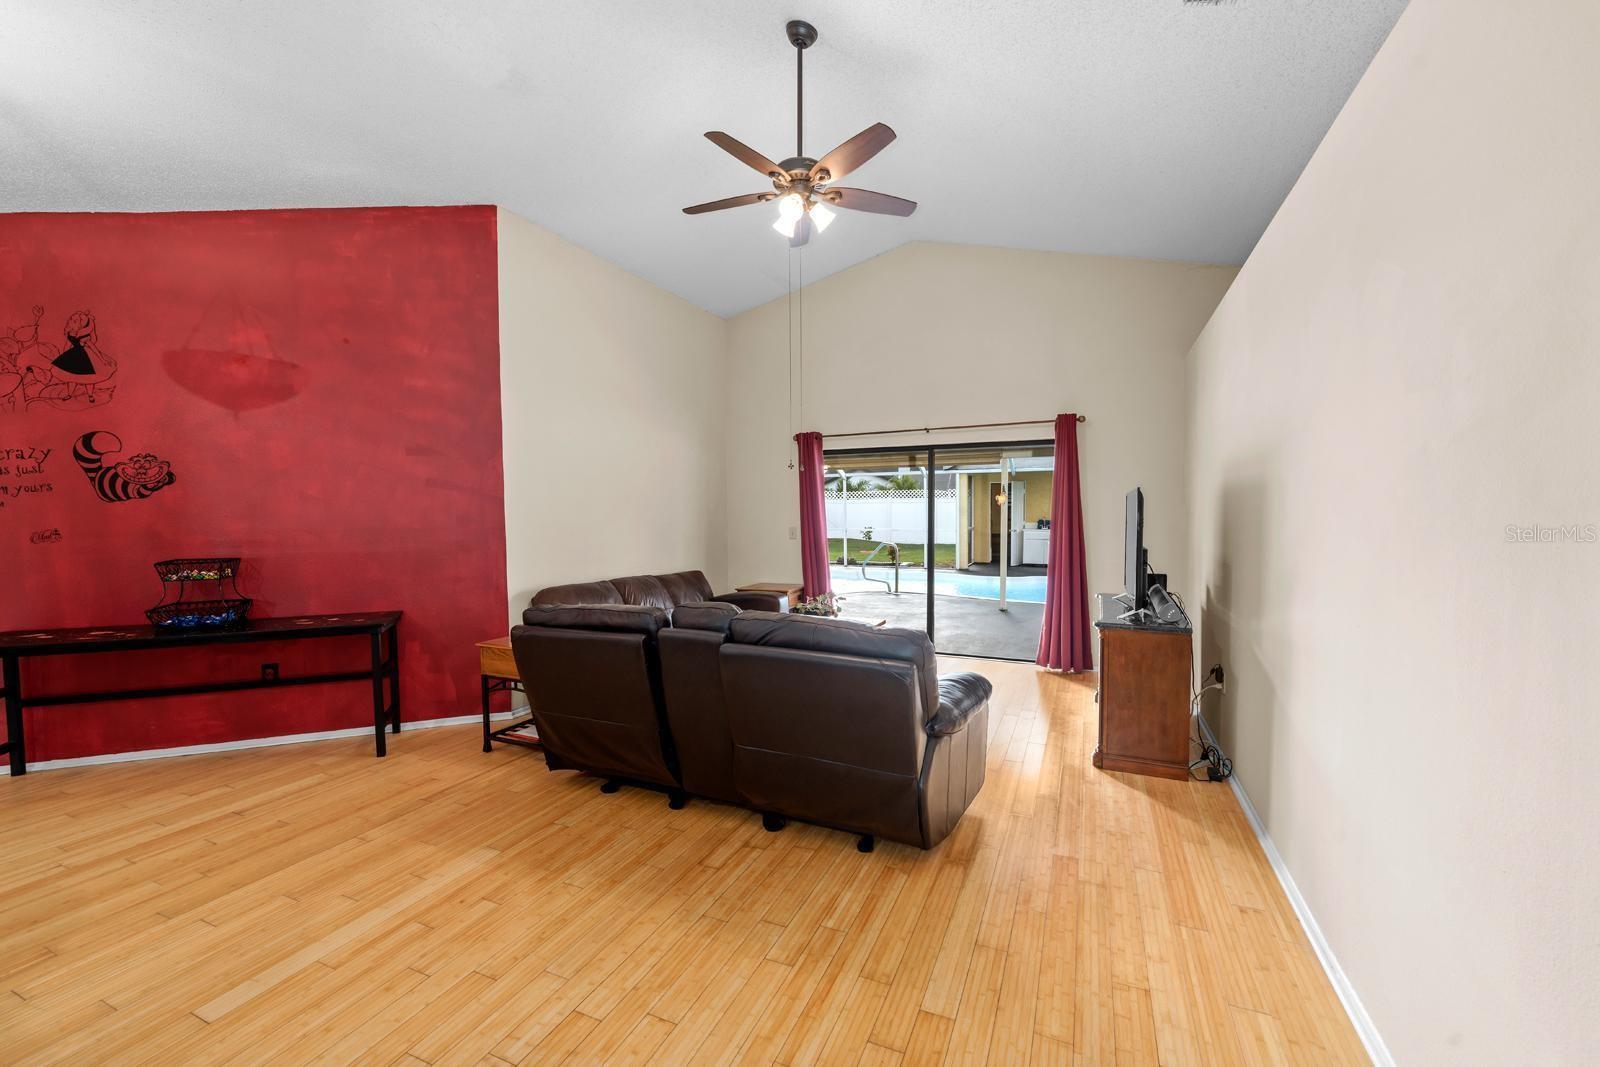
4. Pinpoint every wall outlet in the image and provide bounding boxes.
[788,526,798,540]
[262,662,280,681]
